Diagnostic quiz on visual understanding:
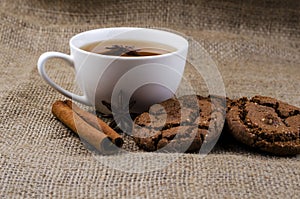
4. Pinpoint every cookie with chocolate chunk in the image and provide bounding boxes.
[132,95,226,153]
[226,95,300,156]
